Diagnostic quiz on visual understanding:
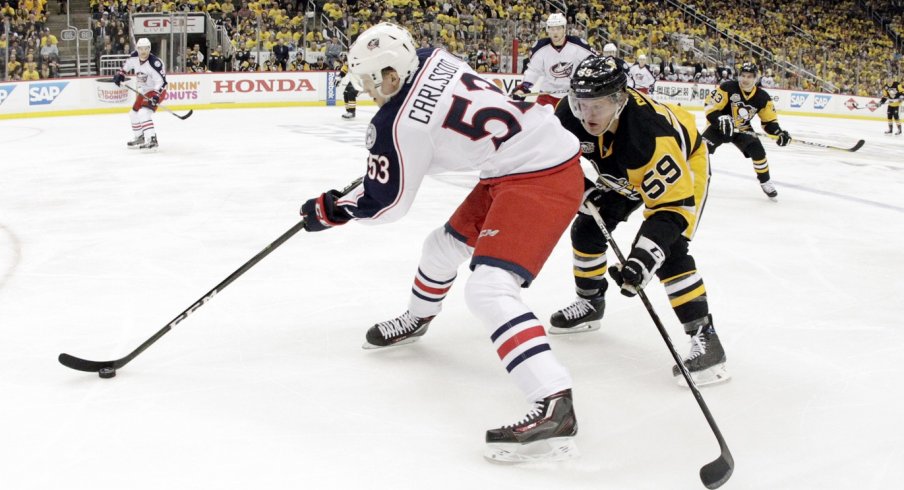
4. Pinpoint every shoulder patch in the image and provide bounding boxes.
[365,123,377,149]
